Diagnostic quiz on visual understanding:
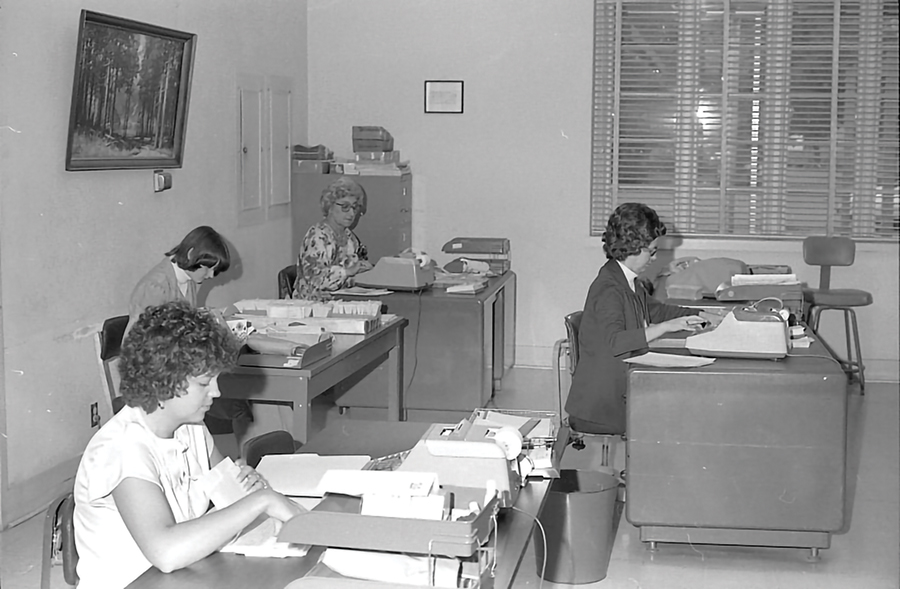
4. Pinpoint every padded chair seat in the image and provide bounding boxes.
[803,288,873,308]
